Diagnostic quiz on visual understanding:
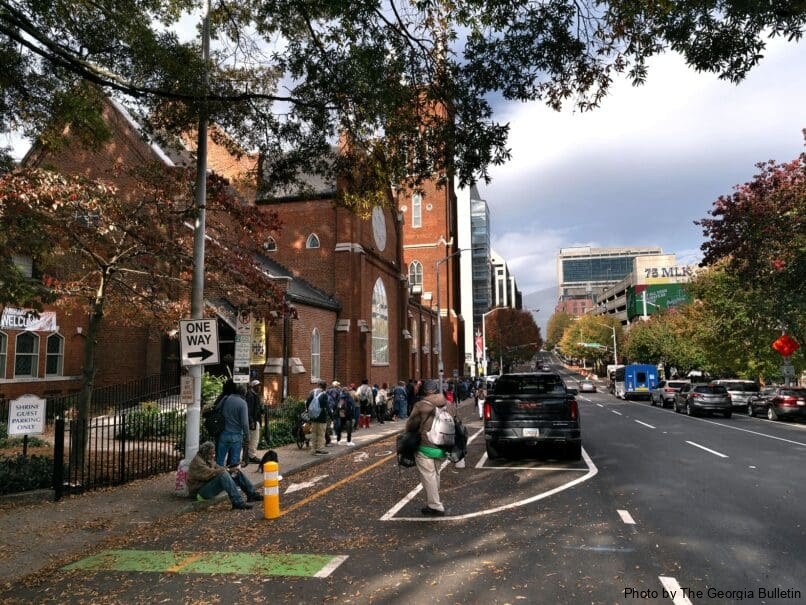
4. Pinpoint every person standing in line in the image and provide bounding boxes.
[306,379,331,456]
[188,441,261,510]
[405,379,456,517]
[216,380,250,467]
[324,381,341,446]
[393,381,408,420]
[348,383,360,430]
[334,388,356,446]
[356,379,374,428]
[375,382,388,423]
[245,379,263,464]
